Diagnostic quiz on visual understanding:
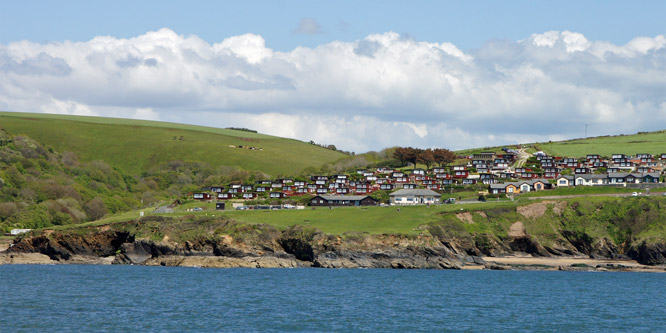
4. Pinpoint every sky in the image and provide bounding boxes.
[0,1,665,153]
